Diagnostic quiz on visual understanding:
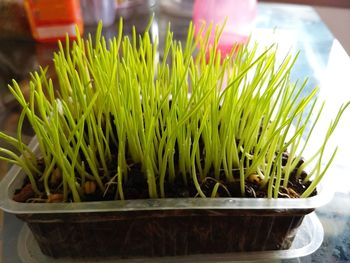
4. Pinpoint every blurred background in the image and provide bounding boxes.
[0,0,349,90]
[0,1,349,50]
